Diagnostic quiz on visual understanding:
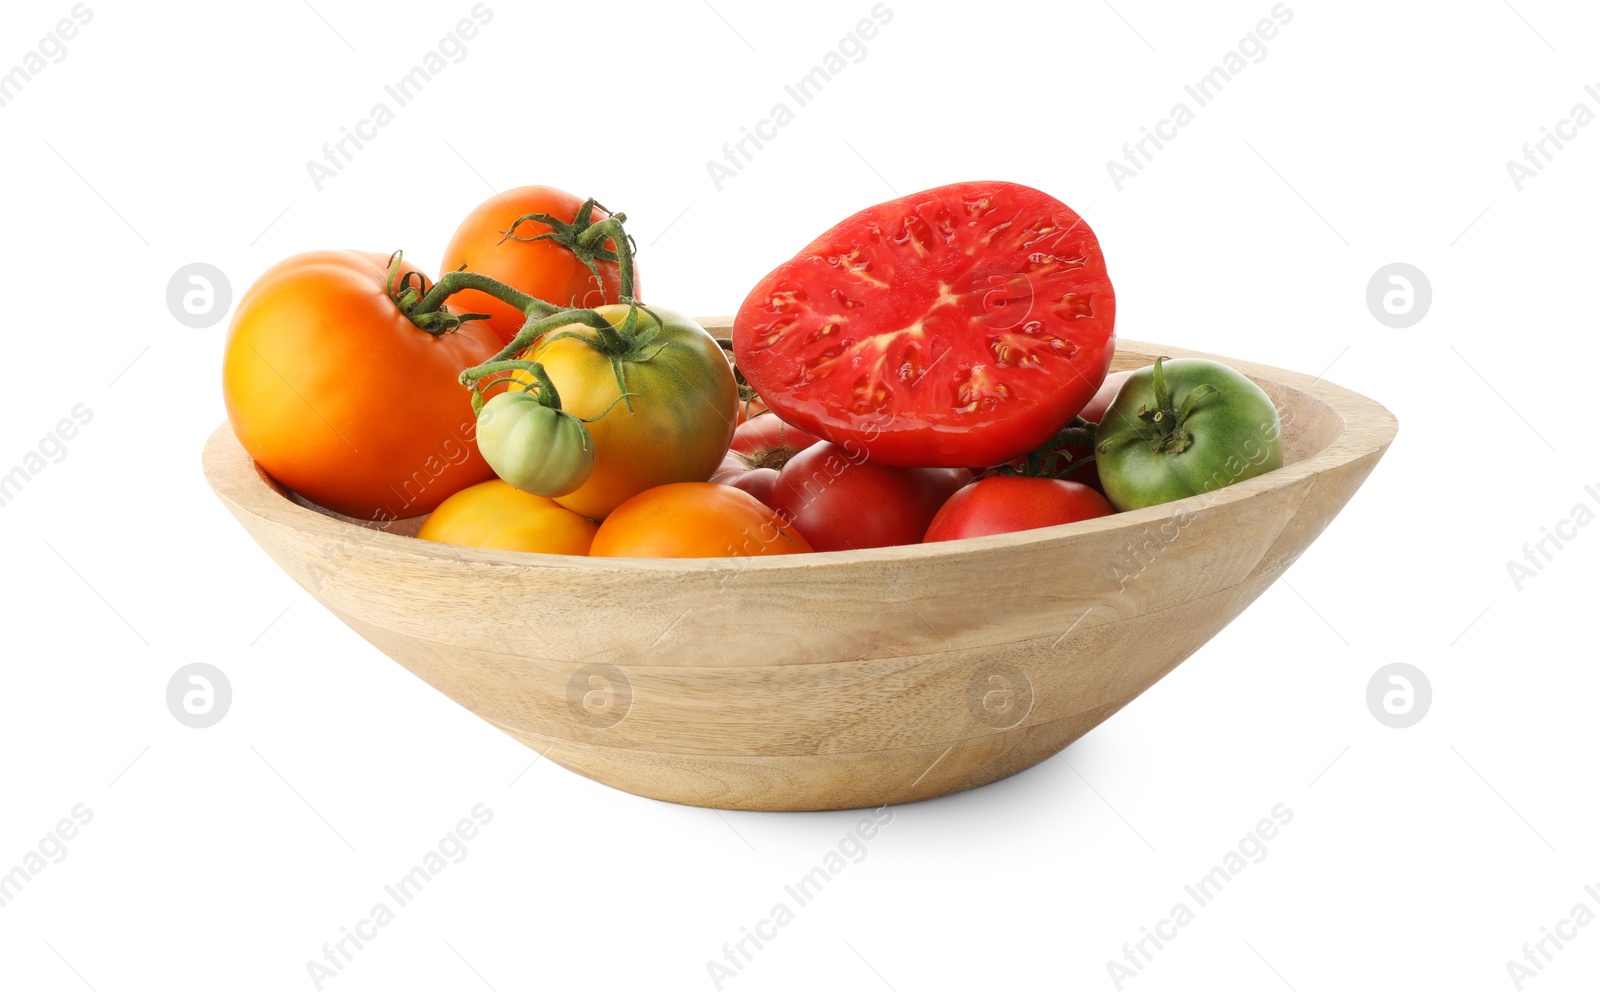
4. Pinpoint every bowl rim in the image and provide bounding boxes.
[203,331,1398,574]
